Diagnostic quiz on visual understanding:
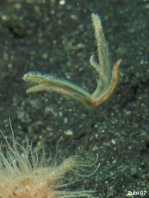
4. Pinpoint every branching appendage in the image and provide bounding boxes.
[23,13,121,108]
